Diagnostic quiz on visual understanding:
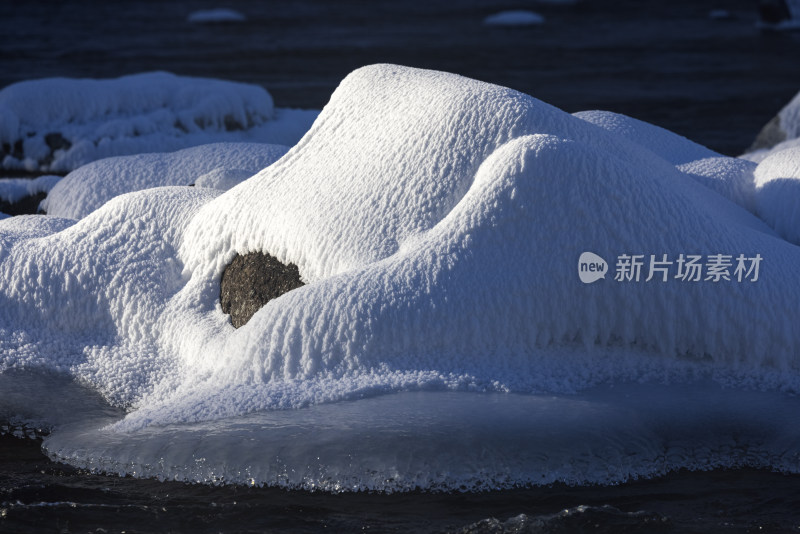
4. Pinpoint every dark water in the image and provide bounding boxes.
[2,0,800,532]
[2,435,800,533]
[1,0,800,155]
